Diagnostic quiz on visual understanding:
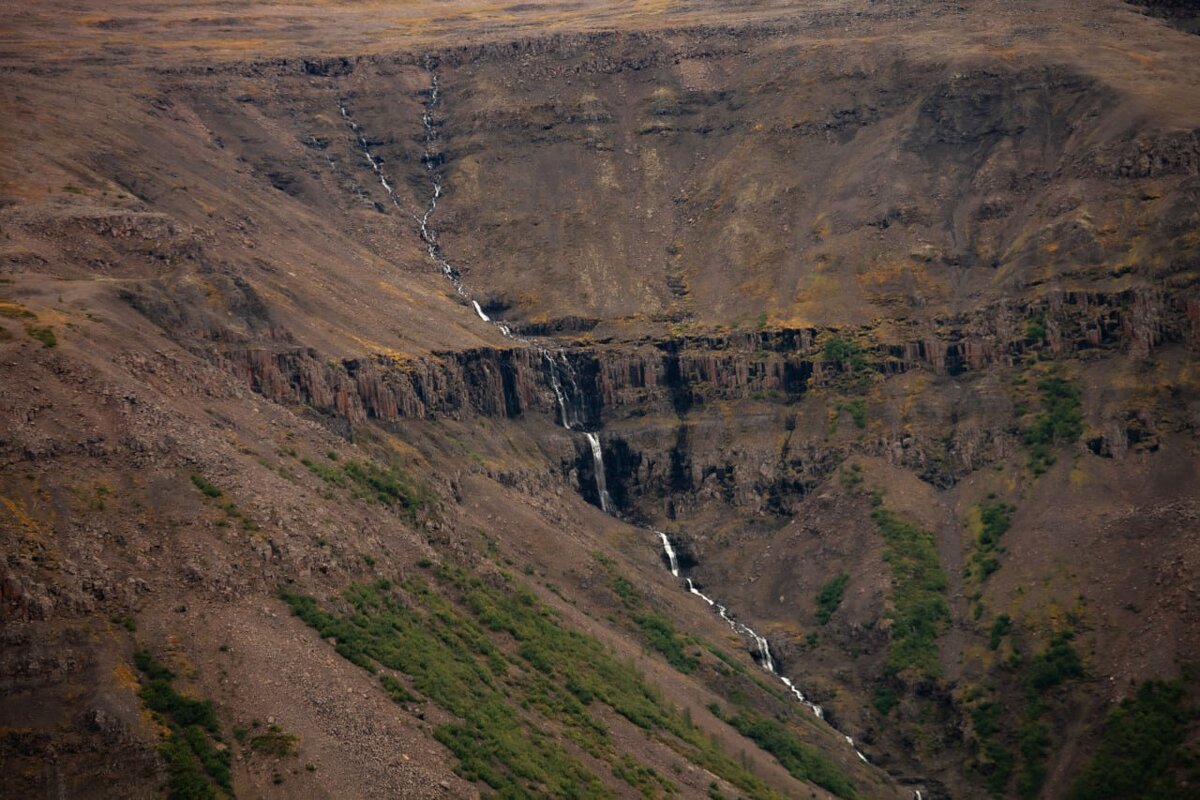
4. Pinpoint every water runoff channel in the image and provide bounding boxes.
[332,59,933,792]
